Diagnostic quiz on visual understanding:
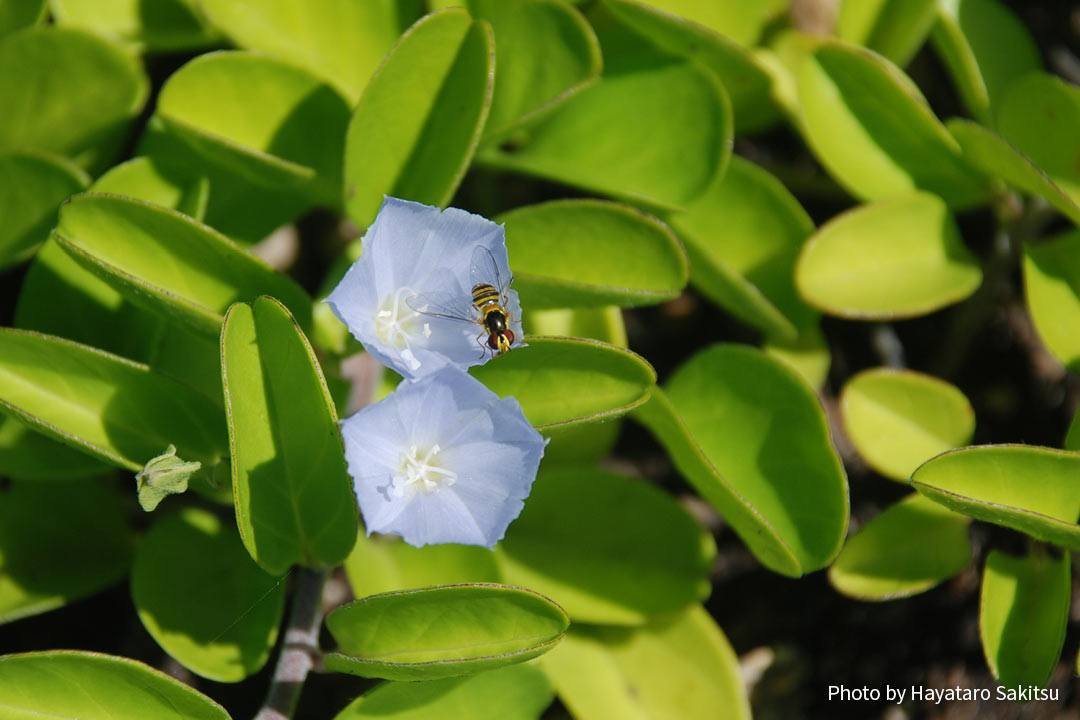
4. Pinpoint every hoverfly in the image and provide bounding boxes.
[407,245,517,357]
